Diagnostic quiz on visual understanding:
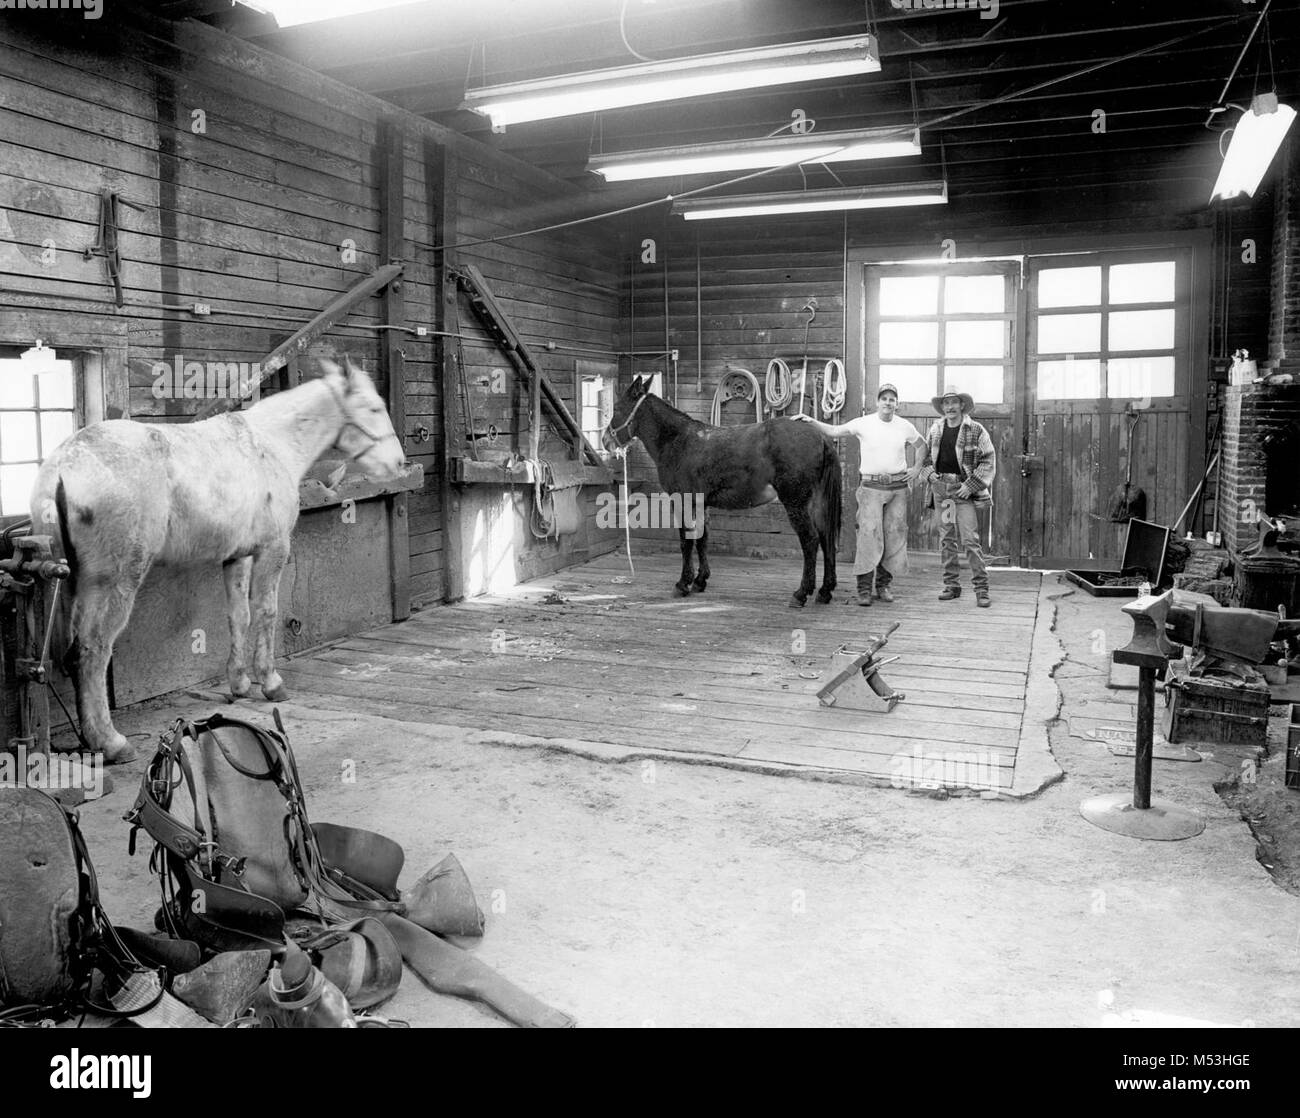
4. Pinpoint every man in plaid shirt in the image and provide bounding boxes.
[916,388,996,607]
